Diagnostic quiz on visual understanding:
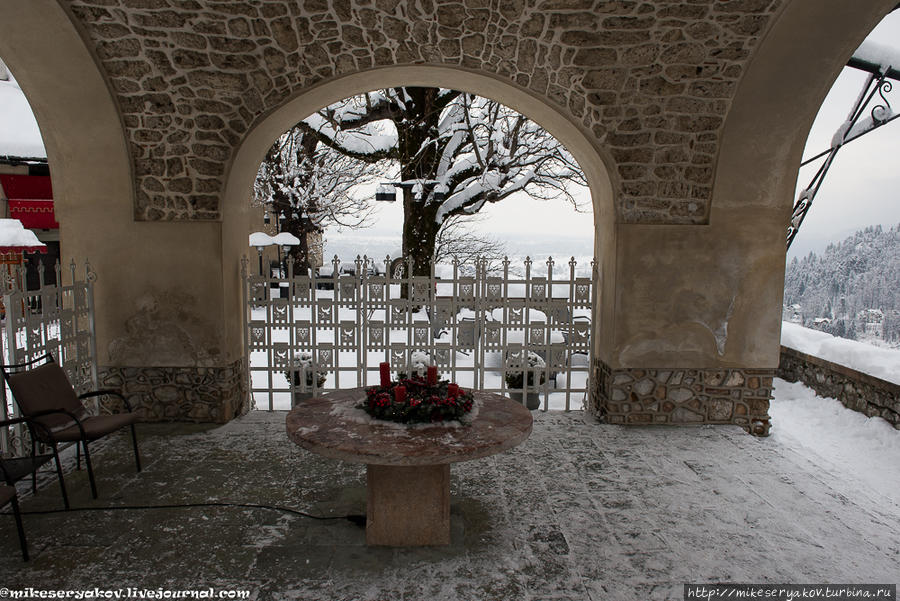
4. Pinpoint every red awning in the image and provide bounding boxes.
[0,174,52,199]
[0,175,58,229]
[0,245,47,254]
[7,199,59,229]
